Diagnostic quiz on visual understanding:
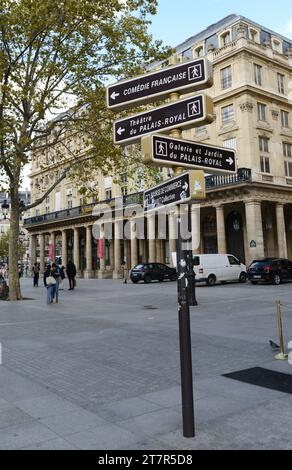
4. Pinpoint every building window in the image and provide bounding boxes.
[257,103,266,121]
[283,142,292,158]
[254,64,262,86]
[220,66,232,90]
[223,138,237,150]
[196,125,206,134]
[285,161,292,177]
[221,105,234,124]
[249,28,259,43]
[194,45,204,57]
[281,110,289,127]
[272,38,282,53]
[67,200,73,209]
[220,31,231,47]
[105,188,112,200]
[260,156,270,173]
[277,73,285,94]
[259,137,269,153]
